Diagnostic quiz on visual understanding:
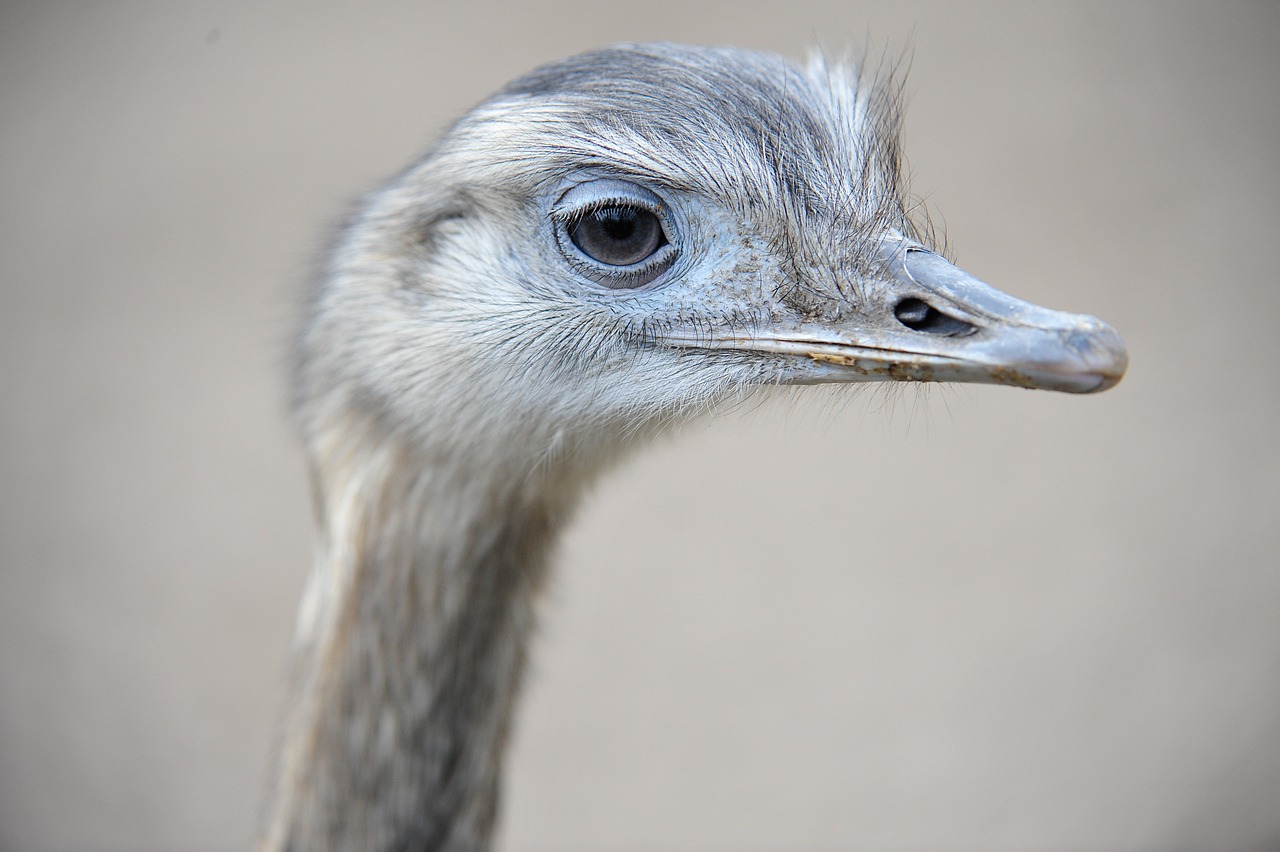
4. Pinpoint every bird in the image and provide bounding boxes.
[260,43,1128,851]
